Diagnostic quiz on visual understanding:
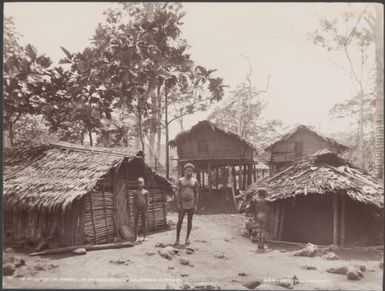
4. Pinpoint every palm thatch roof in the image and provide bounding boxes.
[4,142,172,212]
[246,150,383,208]
[263,125,350,153]
[169,120,257,152]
